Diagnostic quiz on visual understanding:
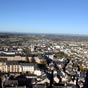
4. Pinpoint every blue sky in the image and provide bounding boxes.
[0,0,88,35]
